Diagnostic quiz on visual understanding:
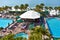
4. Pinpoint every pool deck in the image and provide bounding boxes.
[0,22,30,37]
